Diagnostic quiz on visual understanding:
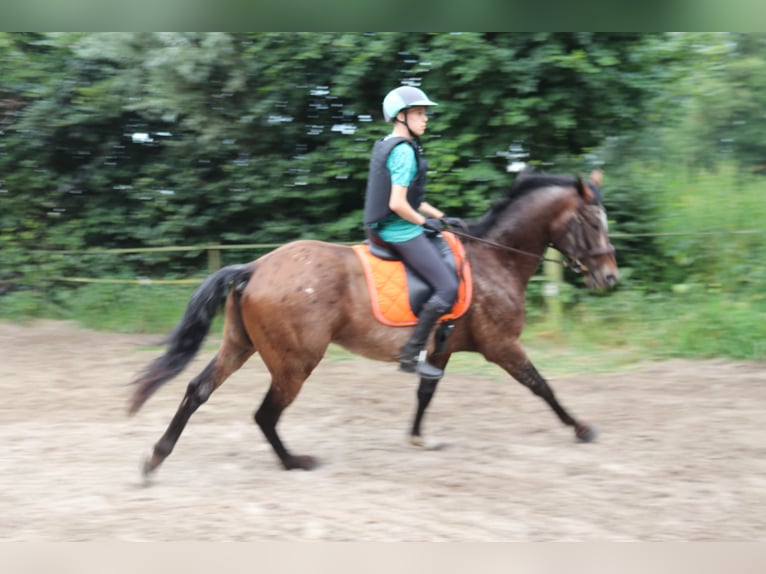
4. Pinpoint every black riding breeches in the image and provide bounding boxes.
[386,233,459,310]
